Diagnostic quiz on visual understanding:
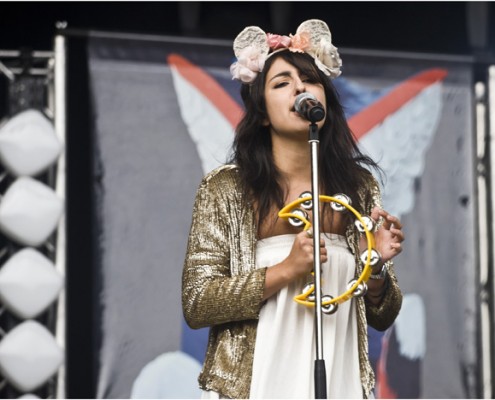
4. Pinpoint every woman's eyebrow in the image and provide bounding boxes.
[268,71,293,83]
